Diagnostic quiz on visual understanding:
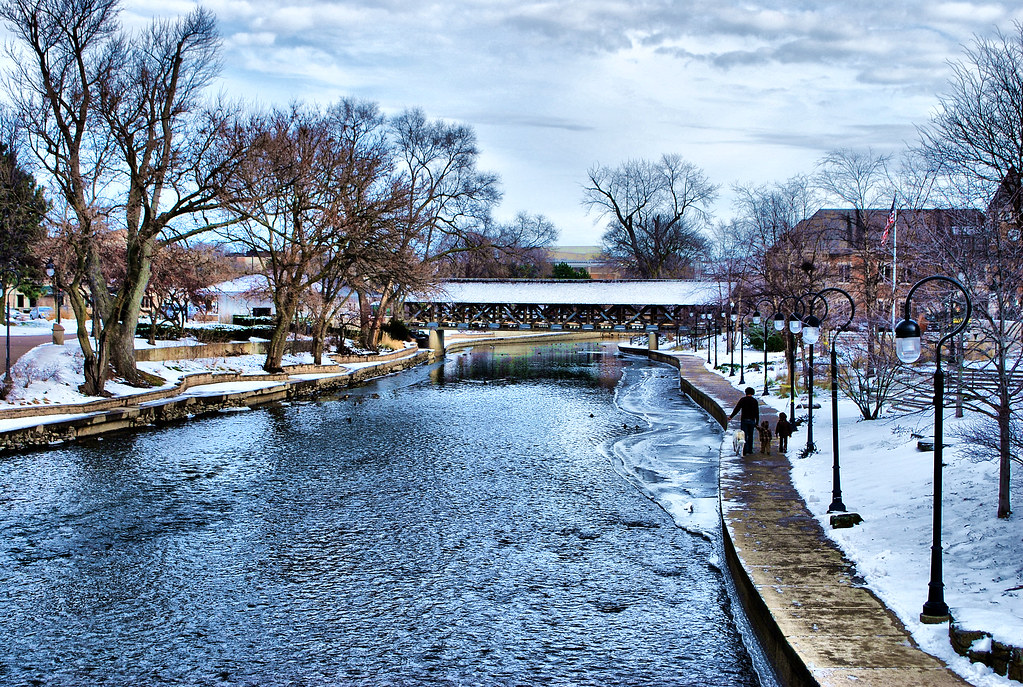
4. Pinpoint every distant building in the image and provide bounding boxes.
[204,275,274,323]
[545,246,621,279]
[778,207,986,318]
